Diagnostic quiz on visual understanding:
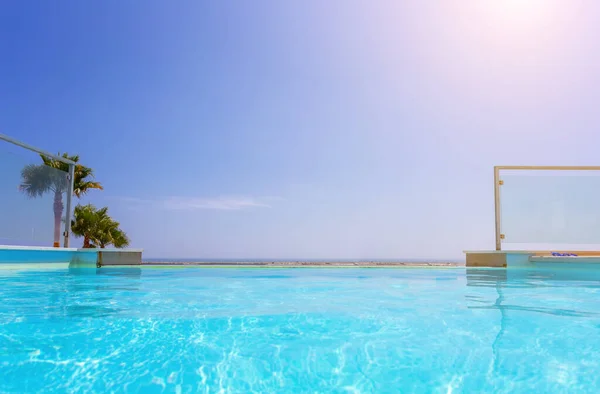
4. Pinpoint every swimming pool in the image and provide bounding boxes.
[1,266,599,393]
